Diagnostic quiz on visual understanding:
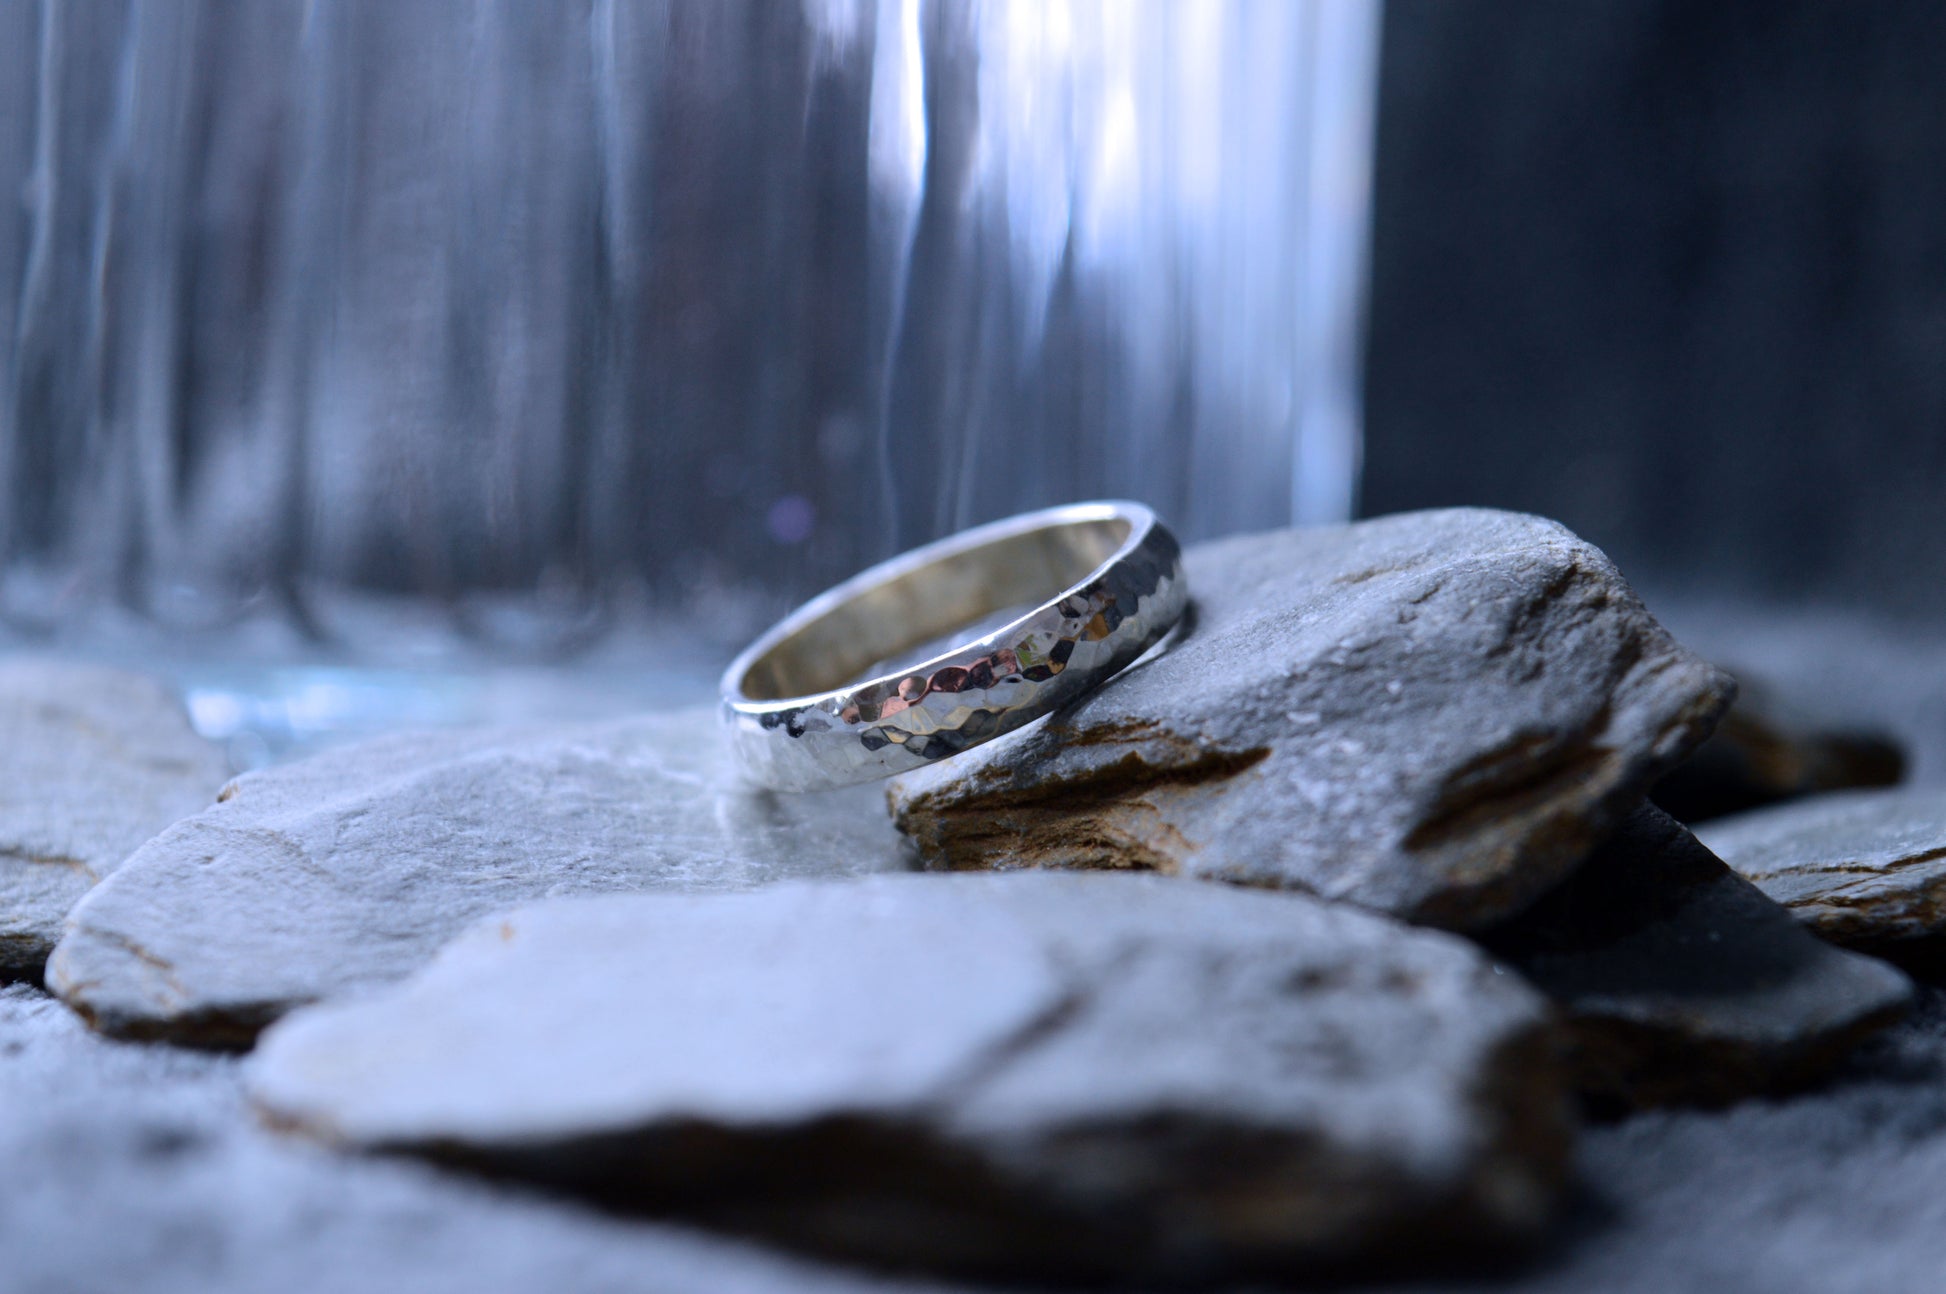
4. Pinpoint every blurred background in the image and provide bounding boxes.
[0,0,1941,767]
[1368,1,1946,620]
